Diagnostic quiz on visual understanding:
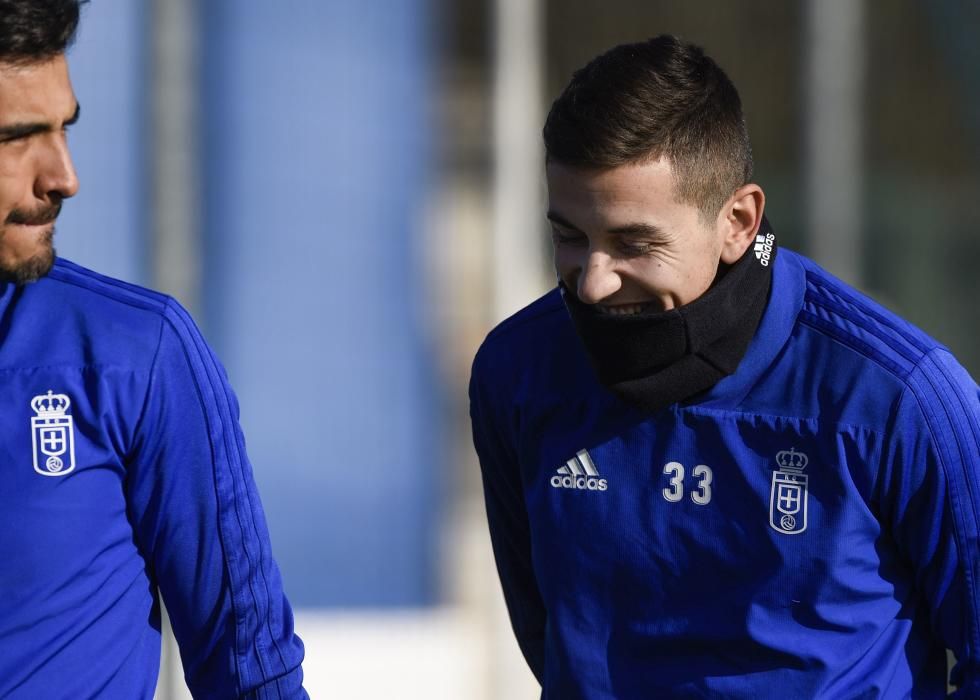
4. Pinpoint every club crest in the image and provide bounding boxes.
[769,447,808,535]
[31,391,76,477]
